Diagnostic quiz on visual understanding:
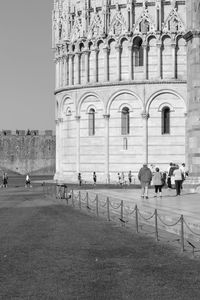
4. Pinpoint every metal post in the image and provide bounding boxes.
[155,209,159,242]
[107,197,110,221]
[79,191,81,209]
[180,215,184,252]
[135,205,139,233]
[71,190,74,207]
[121,200,124,222]
[86,192,89,209]
[96,194,99,216]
